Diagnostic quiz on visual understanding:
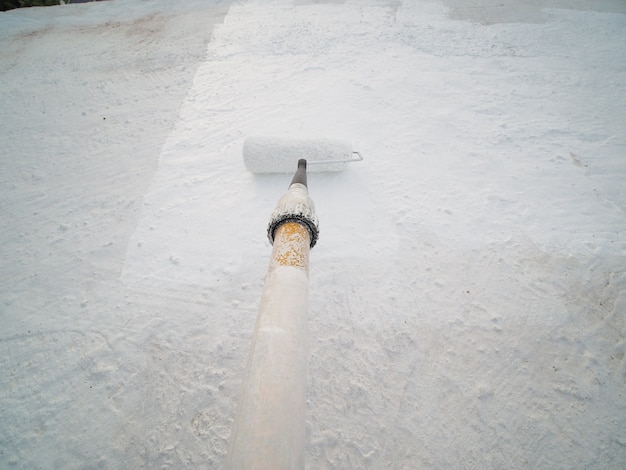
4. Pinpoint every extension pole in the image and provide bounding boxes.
[226,160,319,470]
